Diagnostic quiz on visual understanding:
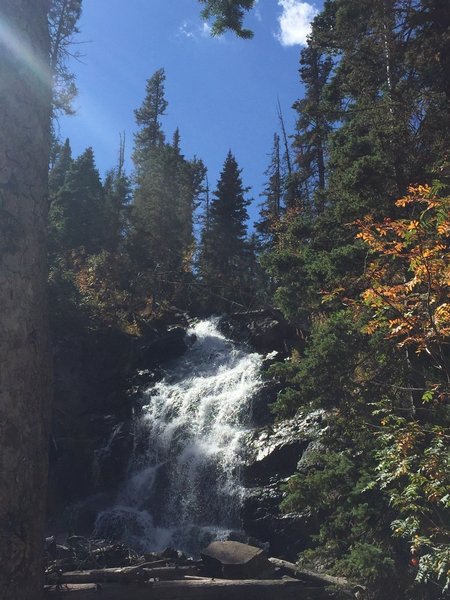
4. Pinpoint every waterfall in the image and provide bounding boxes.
[95,318,263,555]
